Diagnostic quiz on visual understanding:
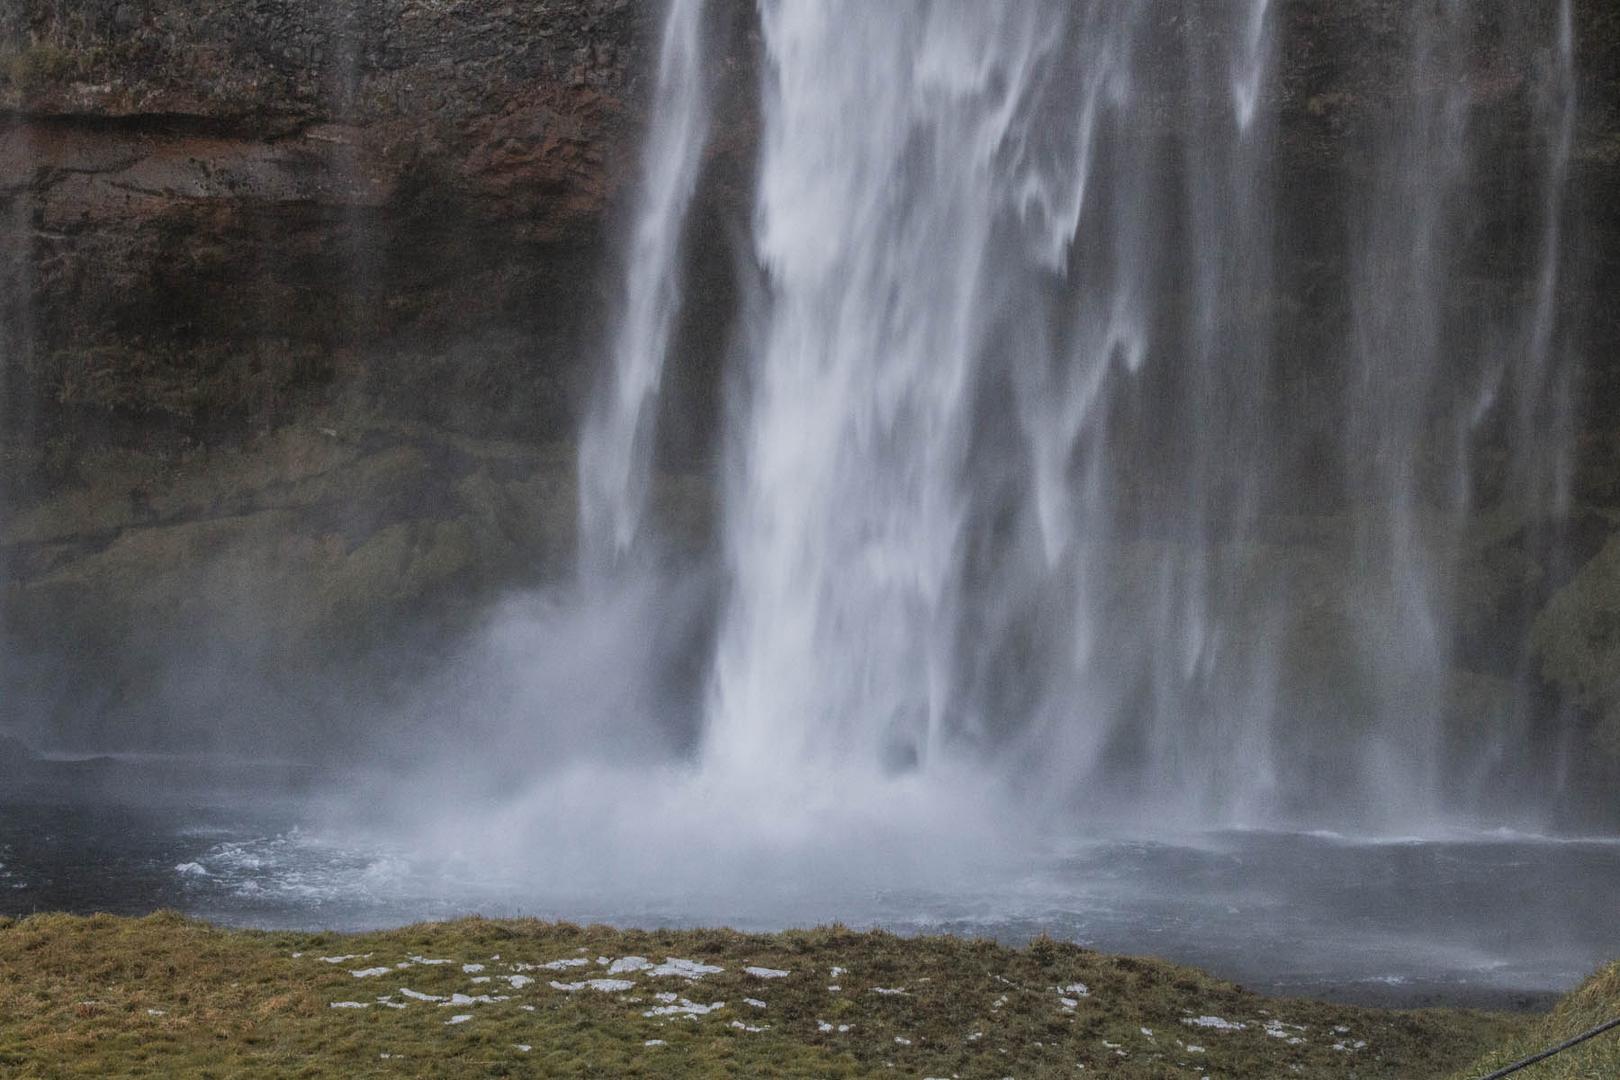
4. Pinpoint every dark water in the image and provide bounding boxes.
[2,757,1615,1011]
